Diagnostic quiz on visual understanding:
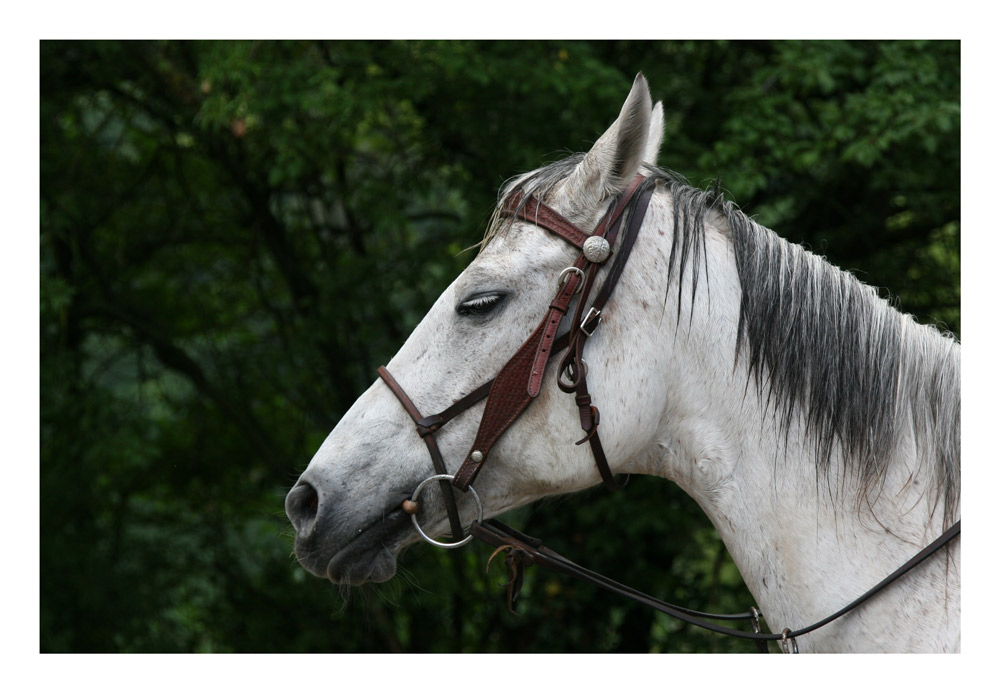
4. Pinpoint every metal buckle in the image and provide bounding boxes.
[407,473,483,549]
[750,606,769,654]
[780,628,799,654]
[557,358,588,390]
[580,307,602,337]
[557,266,585,294]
